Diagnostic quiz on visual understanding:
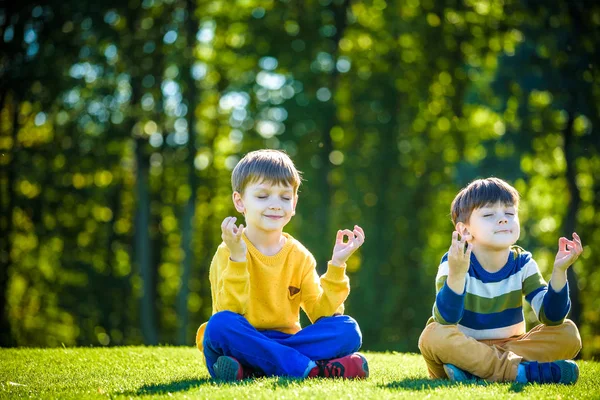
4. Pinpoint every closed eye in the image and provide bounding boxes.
[506,213,514,216]
[483,214,493,217]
